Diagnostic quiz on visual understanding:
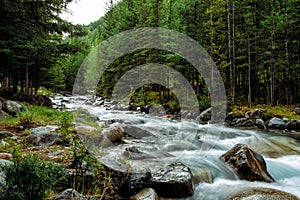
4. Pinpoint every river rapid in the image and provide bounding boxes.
[51,95,300,199]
